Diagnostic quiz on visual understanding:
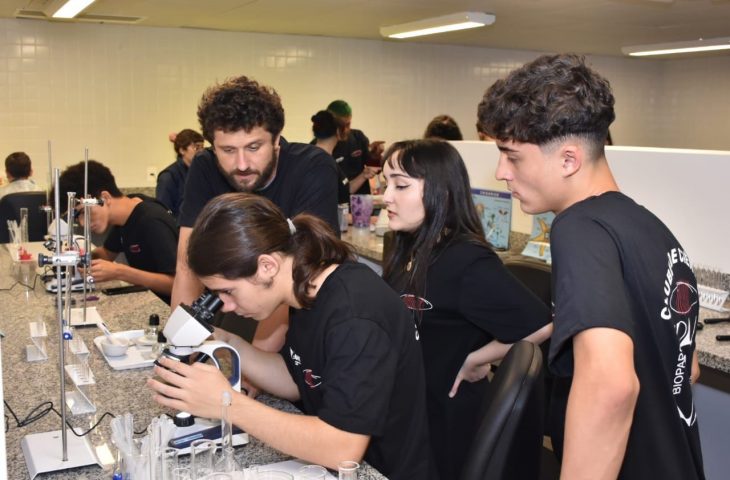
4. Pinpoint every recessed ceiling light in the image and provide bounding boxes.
[380,12,496,40]
[52,0,97,19]
[622,37,730,57]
